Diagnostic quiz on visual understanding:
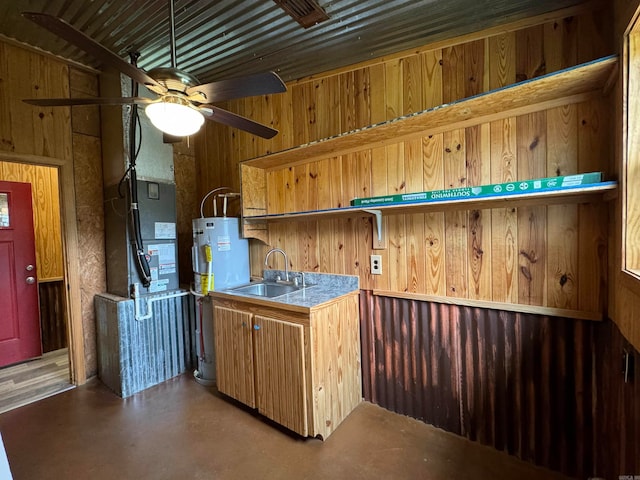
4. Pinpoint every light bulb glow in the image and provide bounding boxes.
[145,98,204,137]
